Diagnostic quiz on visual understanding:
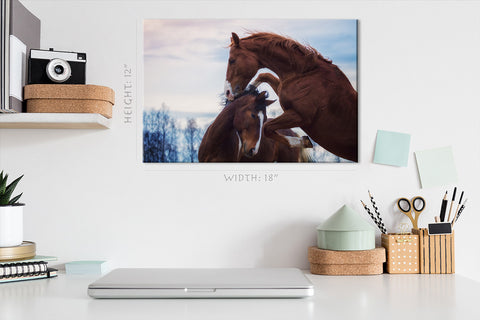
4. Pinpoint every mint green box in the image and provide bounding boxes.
[316,205,375,251]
